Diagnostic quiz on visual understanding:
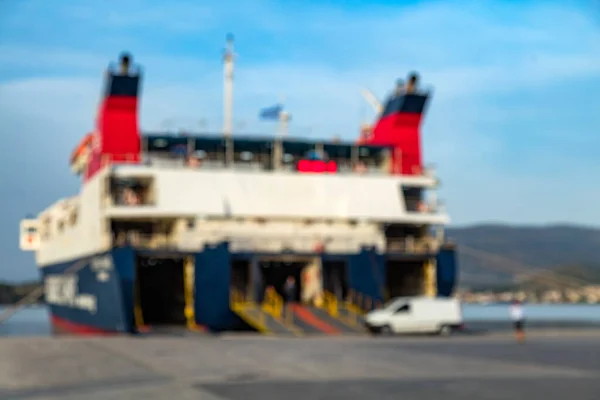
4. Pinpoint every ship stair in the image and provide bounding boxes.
[230,290,373,336]
[335,307,366,327]
[230,289,302,336]
[287,304,365,334]
[317,291,368,333]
